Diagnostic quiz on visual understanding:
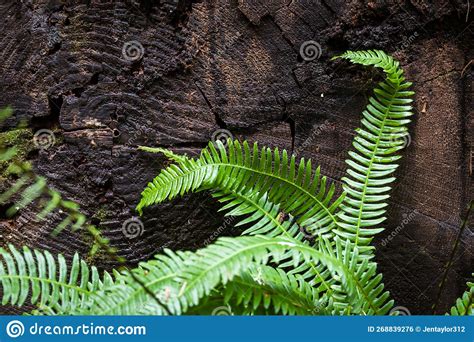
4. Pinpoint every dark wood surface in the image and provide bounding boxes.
[0,0,472,314]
